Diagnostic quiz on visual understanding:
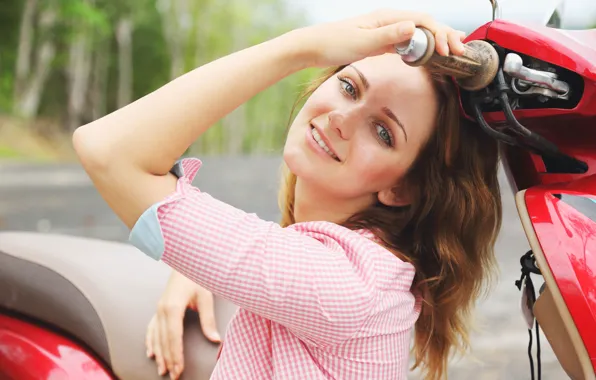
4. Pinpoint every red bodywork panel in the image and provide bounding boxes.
[0,313,115,380]
[462,20,596,366]
[462,20,596,192]
[523,176,596,366]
